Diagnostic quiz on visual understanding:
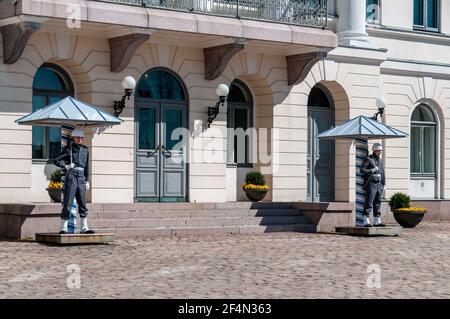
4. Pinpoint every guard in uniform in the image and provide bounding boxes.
[360,143,386,227]
[53,128,94,234]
